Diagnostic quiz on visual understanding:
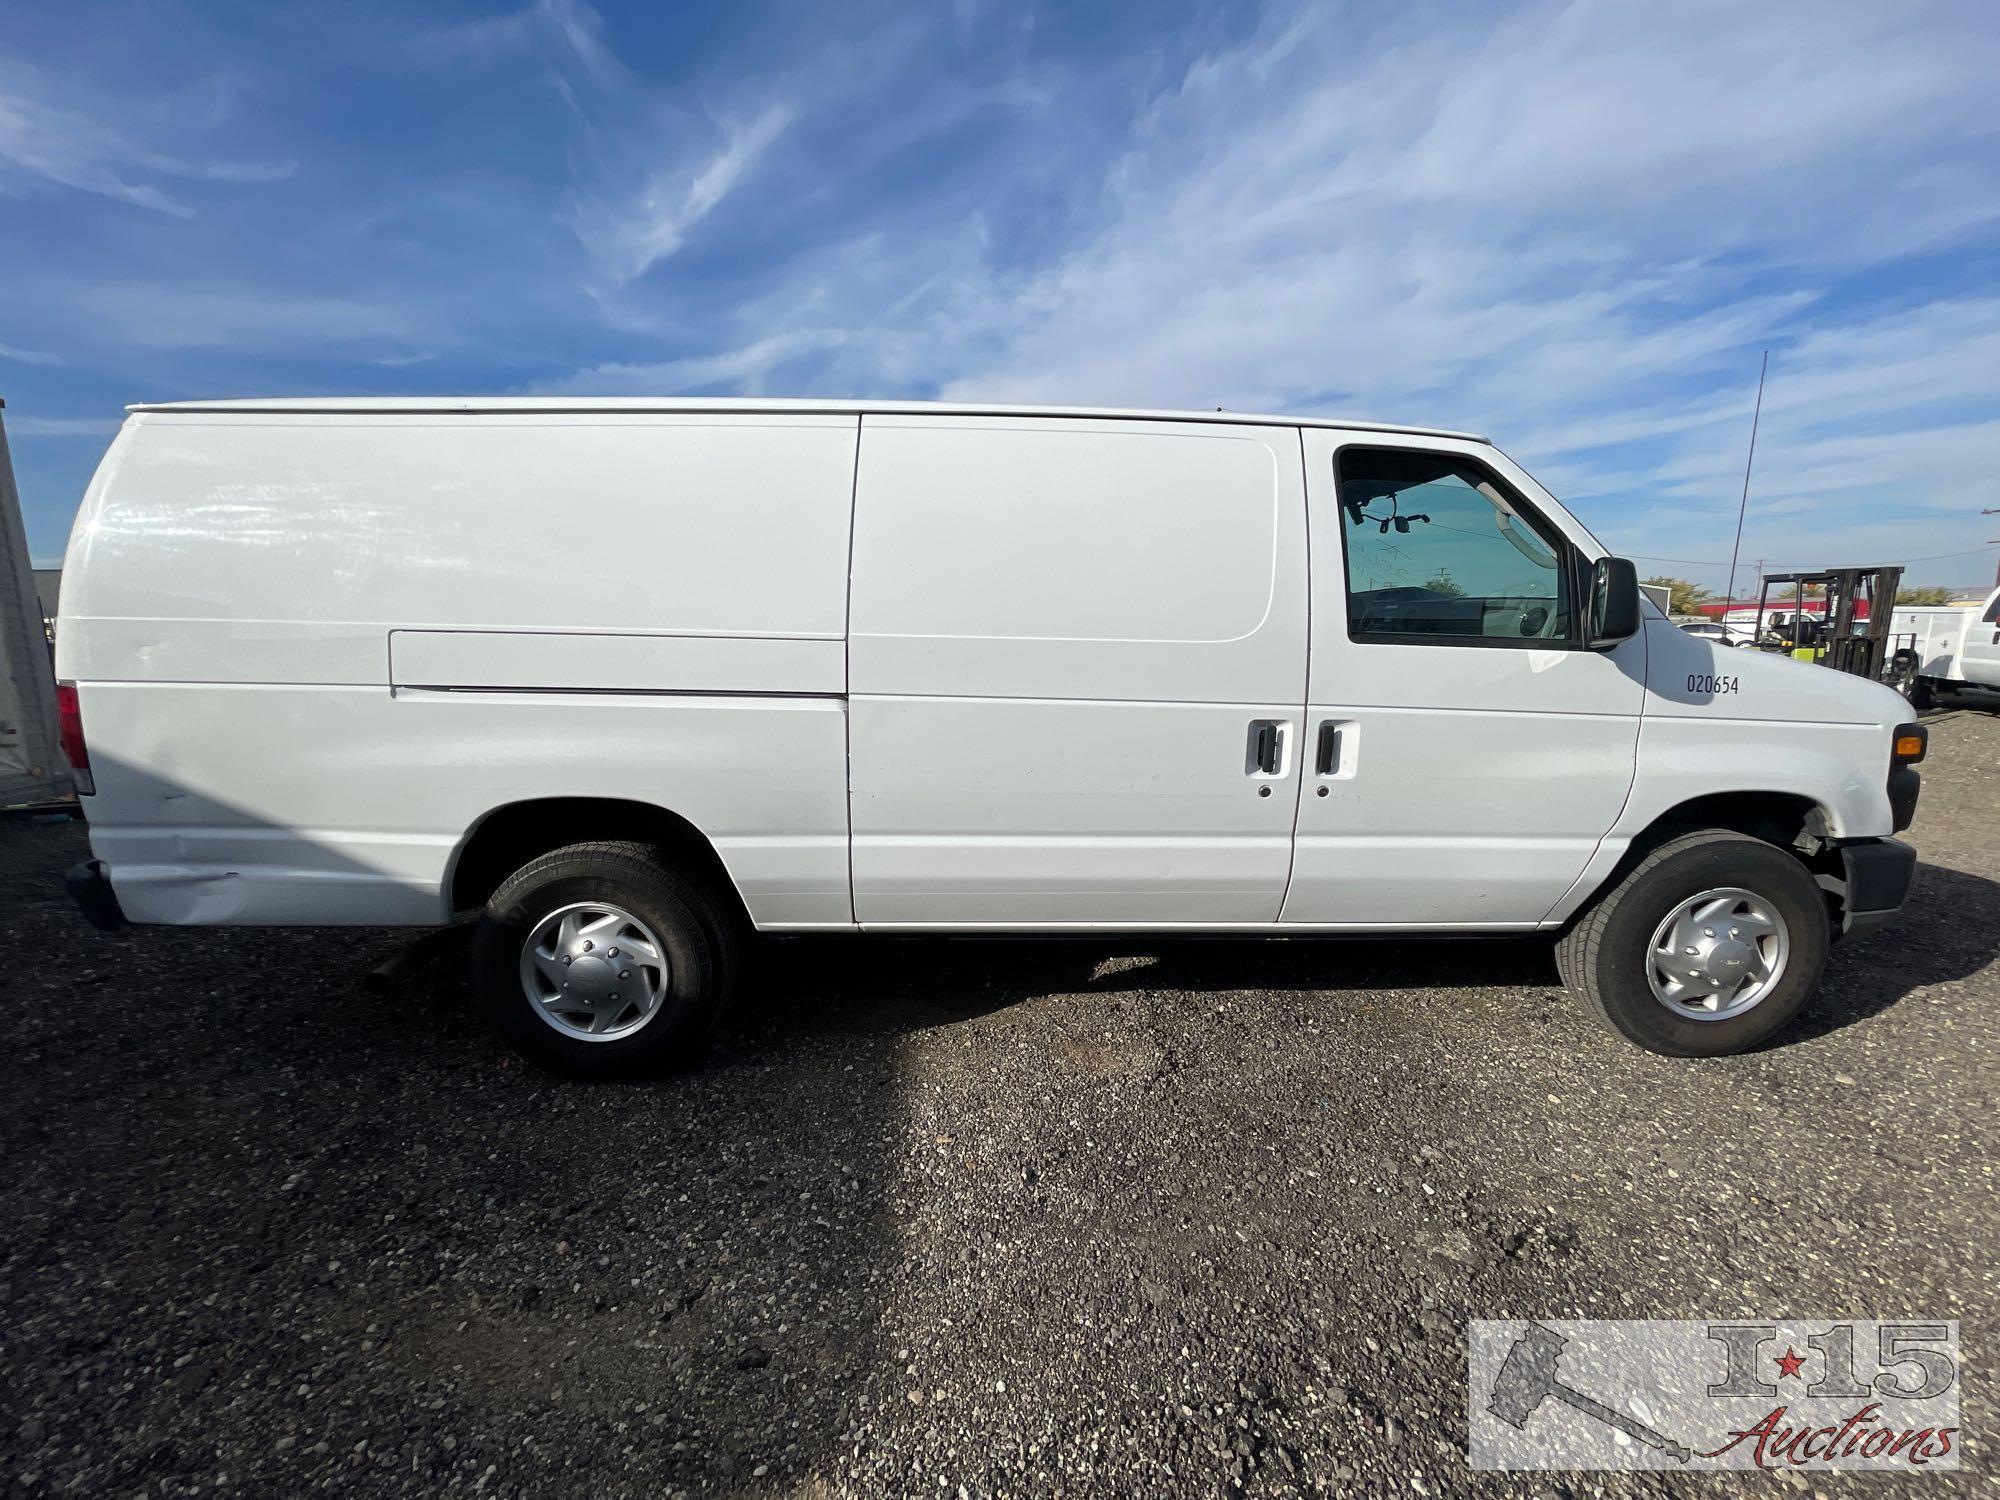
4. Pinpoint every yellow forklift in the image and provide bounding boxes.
[1753,566,1908,684]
